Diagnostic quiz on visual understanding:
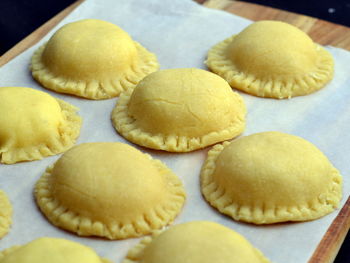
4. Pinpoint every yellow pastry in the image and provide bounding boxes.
[0,237,112,263]
[31,19,159,100]
[35,142,185,239]
[123,221,270,263]
[201,132,342,224]
[0,87,81,164]
[0,190,12,238]
[206,21,334,99]
[112,68,246,152]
